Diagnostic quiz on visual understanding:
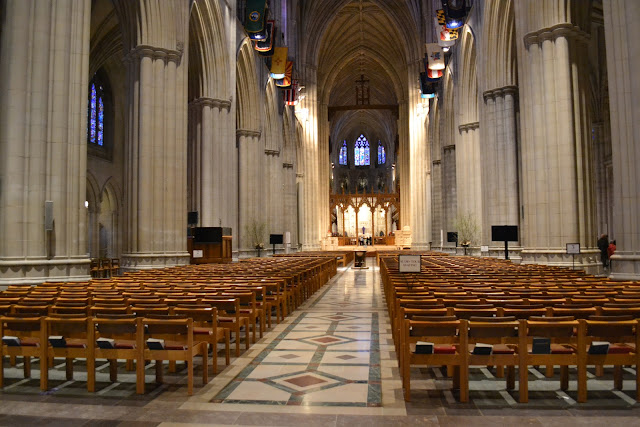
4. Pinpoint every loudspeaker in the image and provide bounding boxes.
[270,234,284,245]
[44,201,54,231]
[491,225,518,242]
[447,232,458,243]
[187,211,199,225]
